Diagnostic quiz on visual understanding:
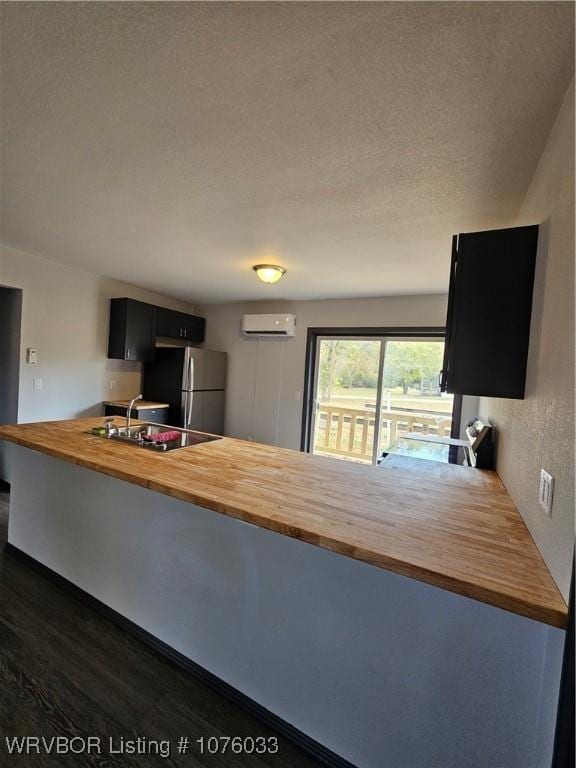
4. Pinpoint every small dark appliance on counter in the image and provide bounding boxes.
[463,417,494,469]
